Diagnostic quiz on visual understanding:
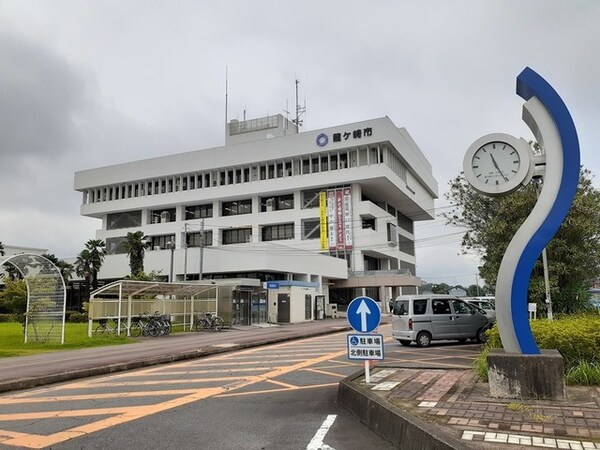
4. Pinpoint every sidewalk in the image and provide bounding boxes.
[339,363,600,450]
[0,318,351,393]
